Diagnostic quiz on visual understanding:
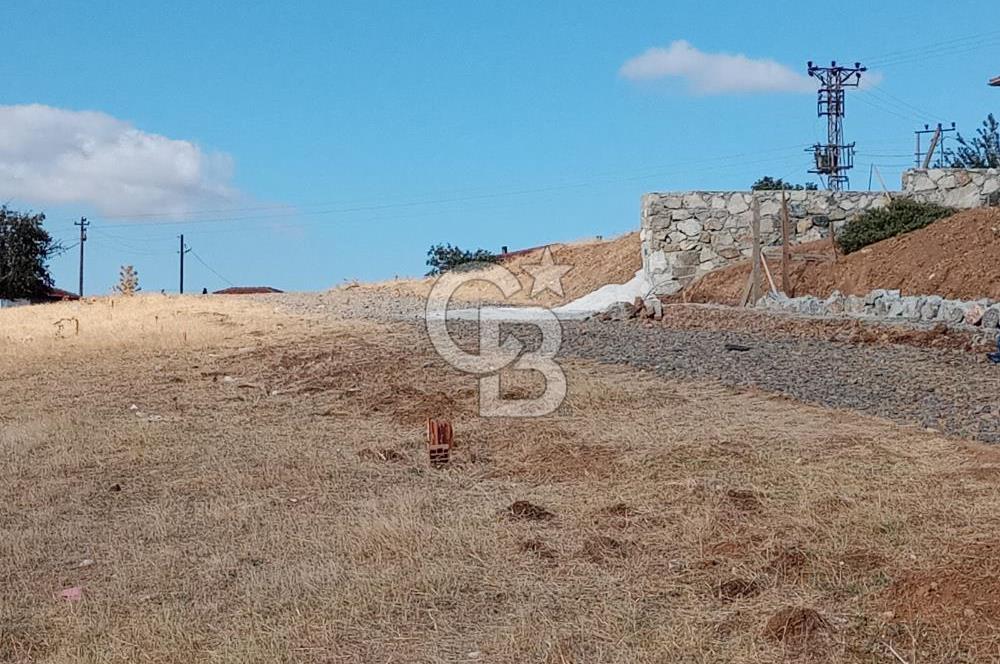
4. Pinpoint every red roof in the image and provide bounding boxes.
[213,286,283,295]
[45,287,80,301]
